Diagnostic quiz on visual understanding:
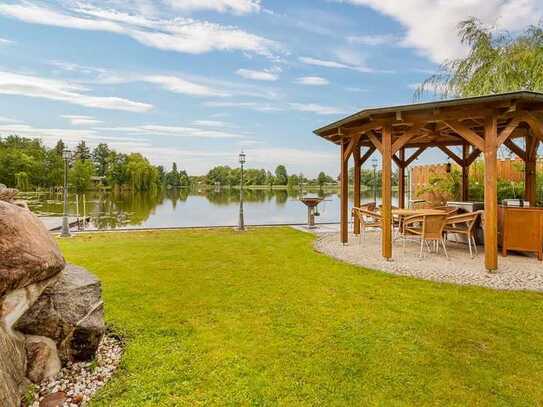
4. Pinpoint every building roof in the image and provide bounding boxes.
[314,91,543,148]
